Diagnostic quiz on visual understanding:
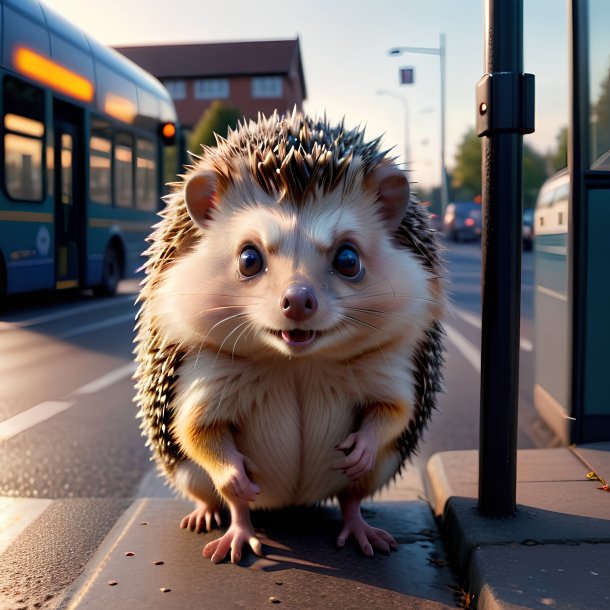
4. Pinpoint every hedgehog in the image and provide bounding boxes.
[134,110,445,563]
